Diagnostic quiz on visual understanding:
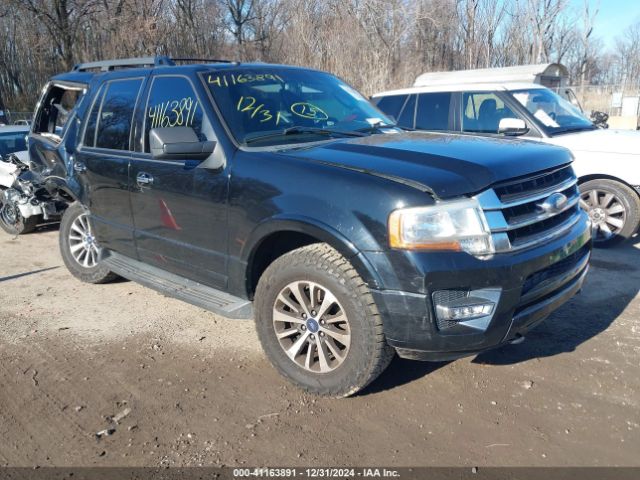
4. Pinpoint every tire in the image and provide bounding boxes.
[579,179,640,248]
[59,202,118,284]
[0,188,40,235]
[254,243,394,397]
